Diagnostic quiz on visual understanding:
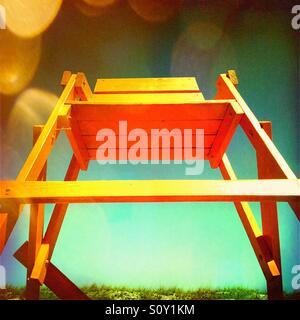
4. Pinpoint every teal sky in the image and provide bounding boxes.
[1,1,299,293]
